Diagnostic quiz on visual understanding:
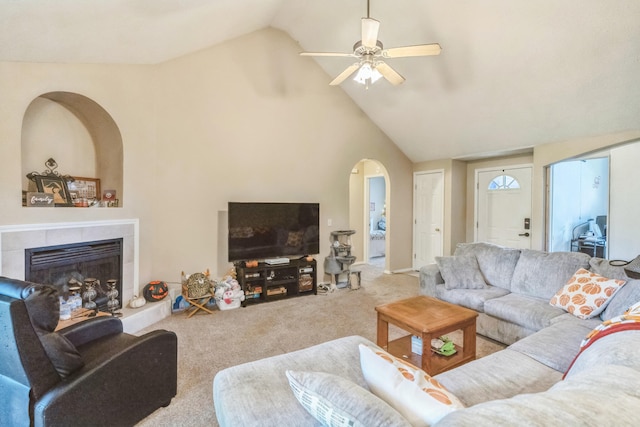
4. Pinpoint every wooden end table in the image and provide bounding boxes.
[55,308,111,331]
[375,295,478,375]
